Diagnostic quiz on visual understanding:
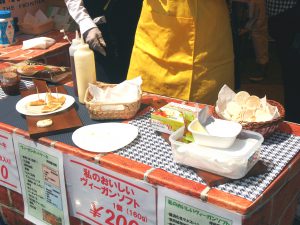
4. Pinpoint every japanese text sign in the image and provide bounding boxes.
[64,154,157,225]
[157,186,242,225]
[13,133,69,225]
[0,129,21,193]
